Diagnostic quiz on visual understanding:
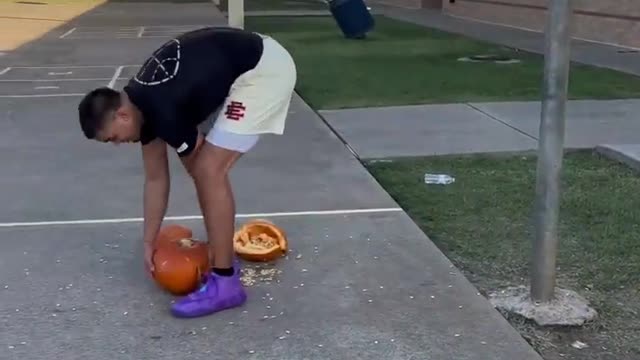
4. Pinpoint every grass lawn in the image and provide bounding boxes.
[218,0,327,11]
[245,16,640,109]
[365,150,640,360]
